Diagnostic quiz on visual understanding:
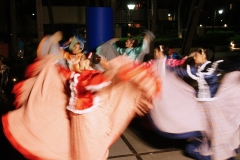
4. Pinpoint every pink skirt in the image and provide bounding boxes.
[2,54,159,160]
[150,60,240,159]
